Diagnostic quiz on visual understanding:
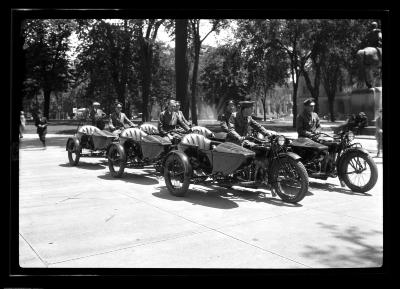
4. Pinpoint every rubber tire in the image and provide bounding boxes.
[164,154,191,197]
[340,151,378,193]
[271,157,308,203]
[67,139,81,166]
[108,144,126,178]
